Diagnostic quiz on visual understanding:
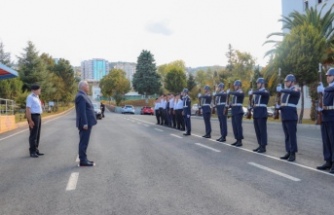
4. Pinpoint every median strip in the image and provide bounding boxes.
[66,172,79,191]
